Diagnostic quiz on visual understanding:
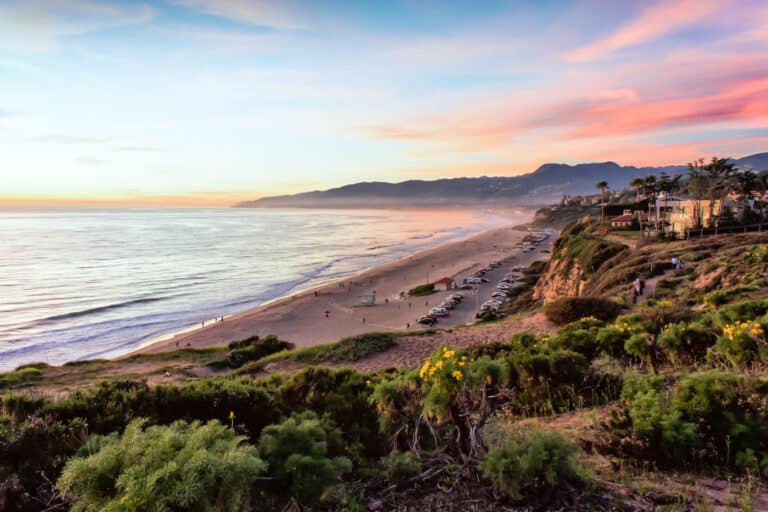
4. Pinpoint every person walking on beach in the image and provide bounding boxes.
[362,317,366,324]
